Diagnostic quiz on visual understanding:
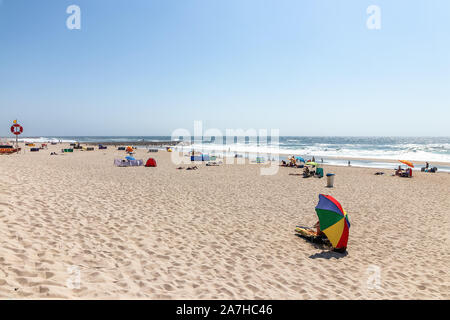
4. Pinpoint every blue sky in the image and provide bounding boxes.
[0,0,449,136]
